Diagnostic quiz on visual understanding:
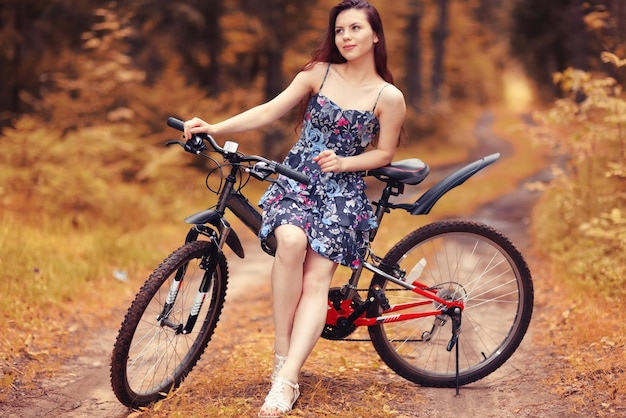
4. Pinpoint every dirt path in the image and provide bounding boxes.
[1,237,274,418]
[391,112,570,417]
[416,177,560,417]
[1,112,573,417]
